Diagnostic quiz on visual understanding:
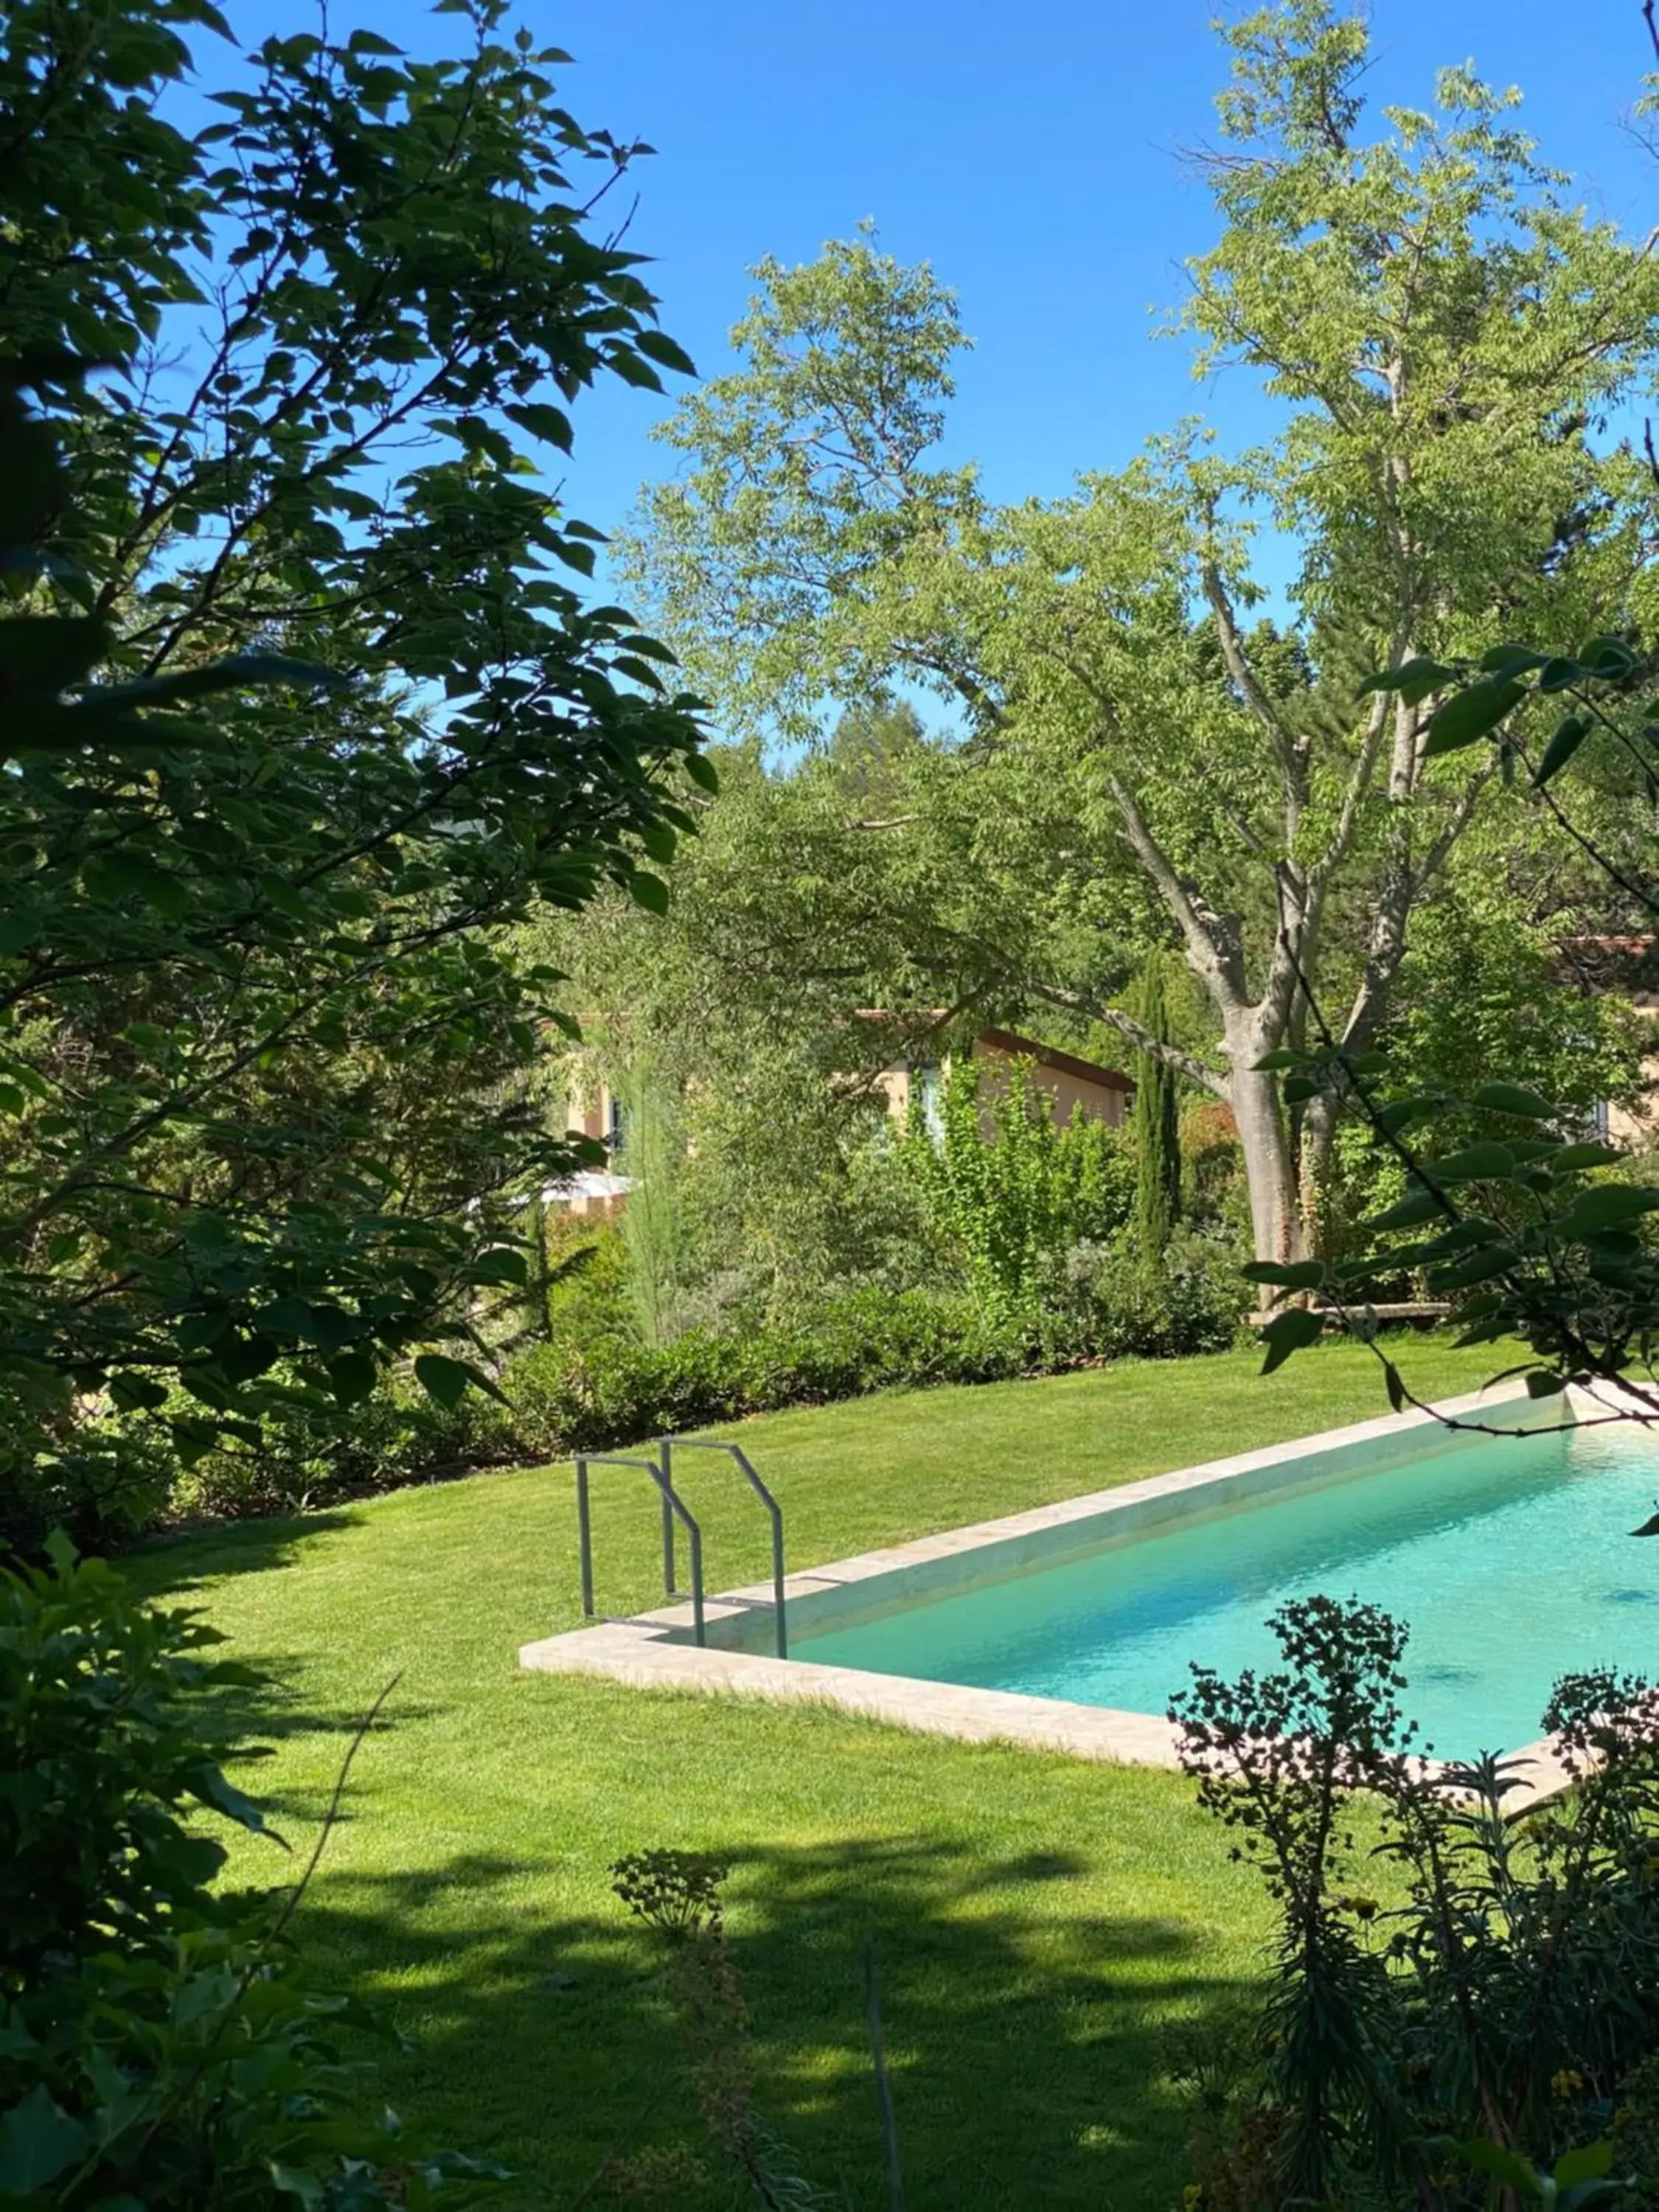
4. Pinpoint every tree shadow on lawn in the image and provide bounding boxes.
[292,1830,1252,2211]
[126,1506,365,1596]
